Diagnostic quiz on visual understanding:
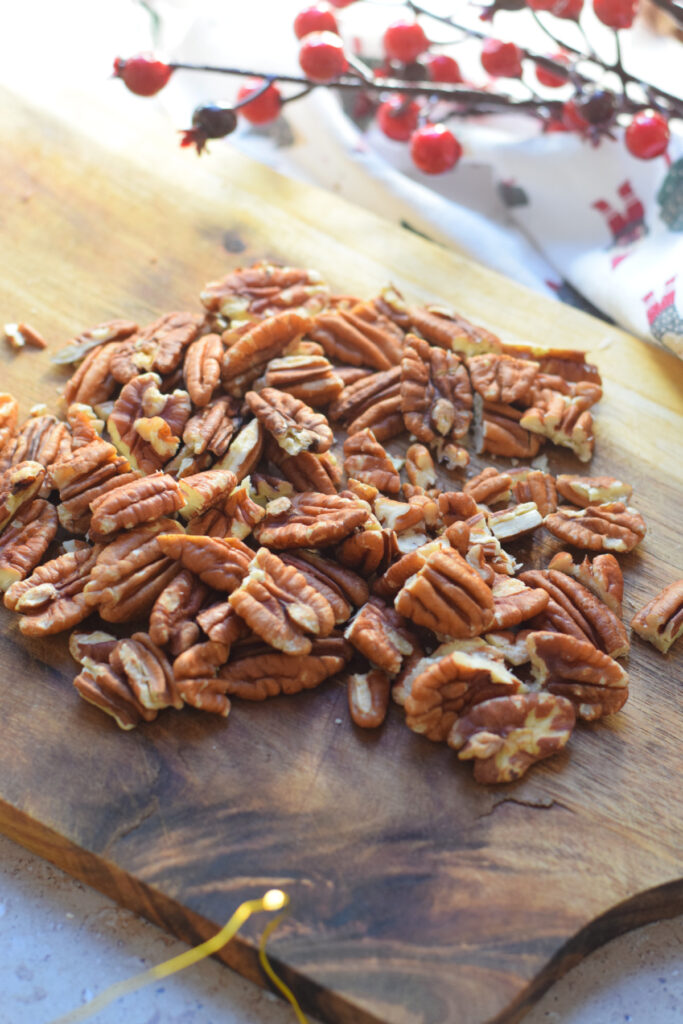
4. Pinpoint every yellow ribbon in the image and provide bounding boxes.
[48,888,308,1024]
